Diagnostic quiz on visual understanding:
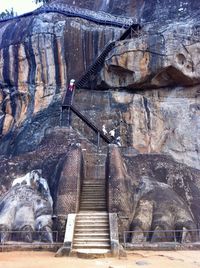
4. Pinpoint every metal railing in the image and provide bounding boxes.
[61,103,113,149]
[0,230,63,245]
[123,229,200,248]
[76,23,141,89]
[70,105,113,145]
